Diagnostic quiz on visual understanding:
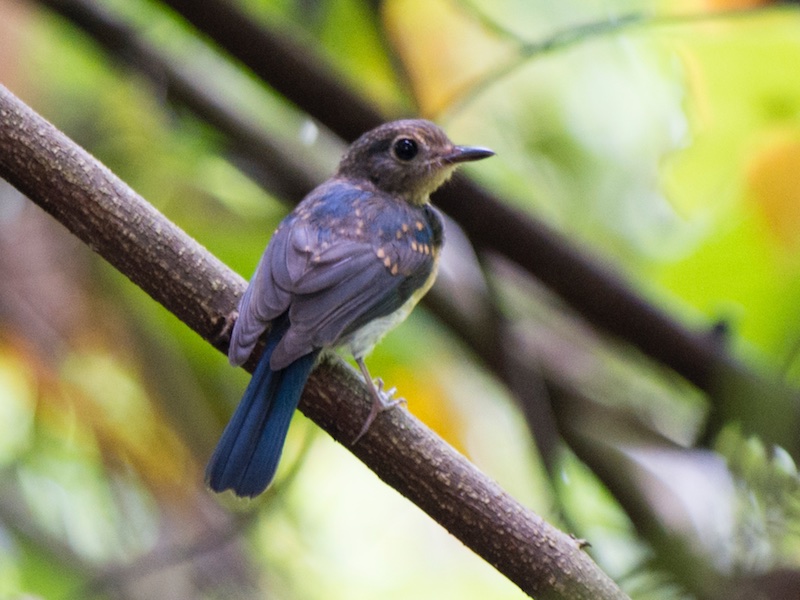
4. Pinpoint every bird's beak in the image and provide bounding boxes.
[444,145,495,164]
